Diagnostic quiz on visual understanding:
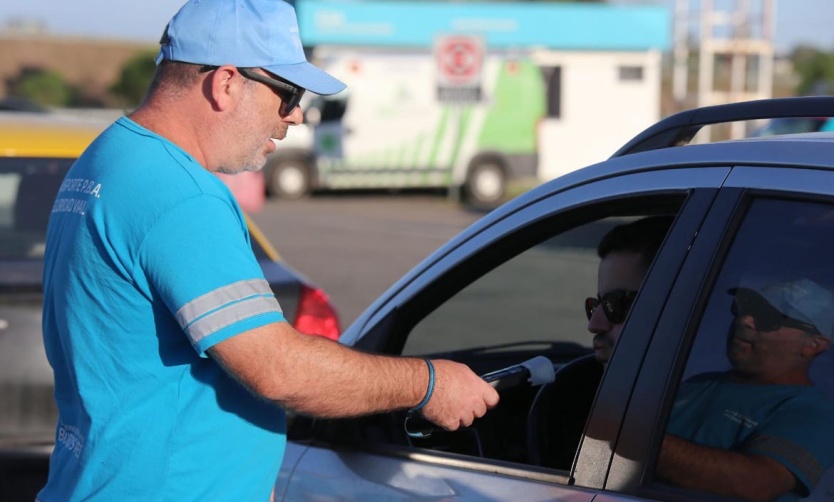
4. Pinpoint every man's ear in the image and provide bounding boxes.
[208,65,242,111]
[806,335,831,357]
